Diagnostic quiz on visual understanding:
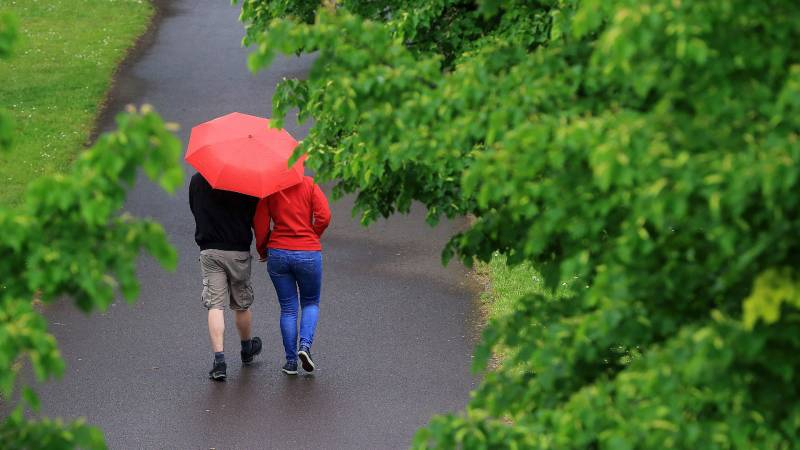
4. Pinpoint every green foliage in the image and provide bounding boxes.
[0,6,181,449]
[18,107,183,310]
[241,0,800,447]
[743,268,800,330]
[1,403,106,450]
[1,10,180,449]
[234,0,321,46]
[0,105,183,448]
